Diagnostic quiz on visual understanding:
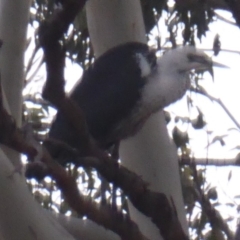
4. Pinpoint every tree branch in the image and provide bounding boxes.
[174,0,229,11]
[180,156,240,166]
[191,86,240,130]
[191,163,234,240]
[224,0,240,27]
